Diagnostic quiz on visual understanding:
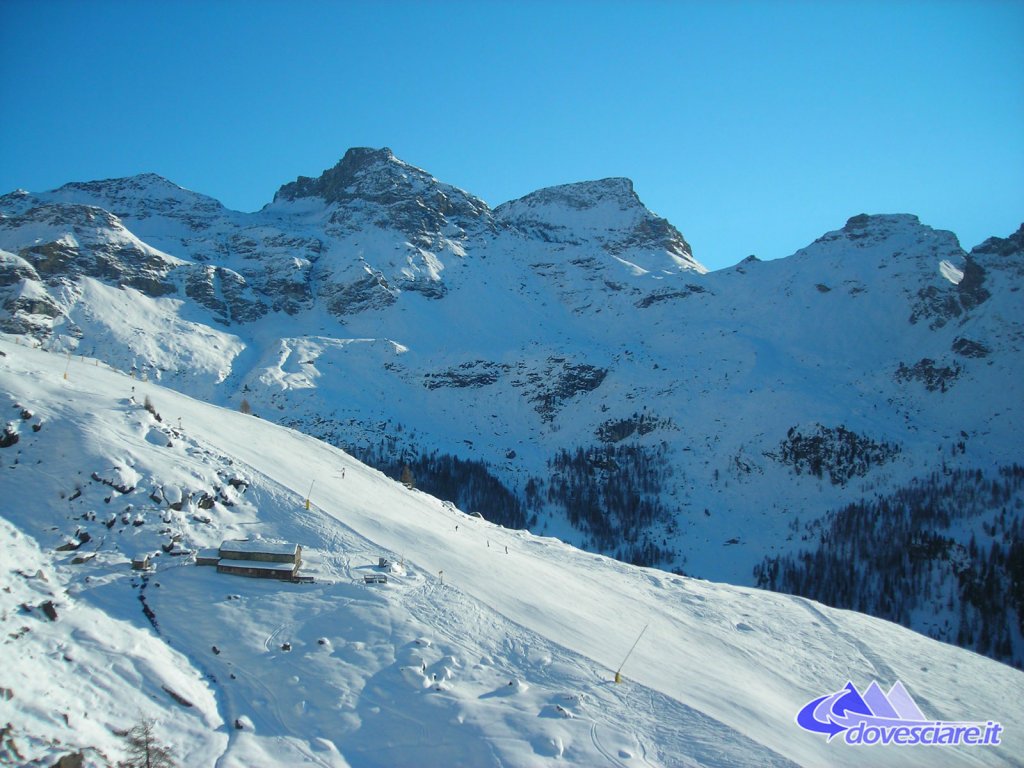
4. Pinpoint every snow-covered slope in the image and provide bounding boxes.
[1,339,1021,767]
[0,150,1021,665]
